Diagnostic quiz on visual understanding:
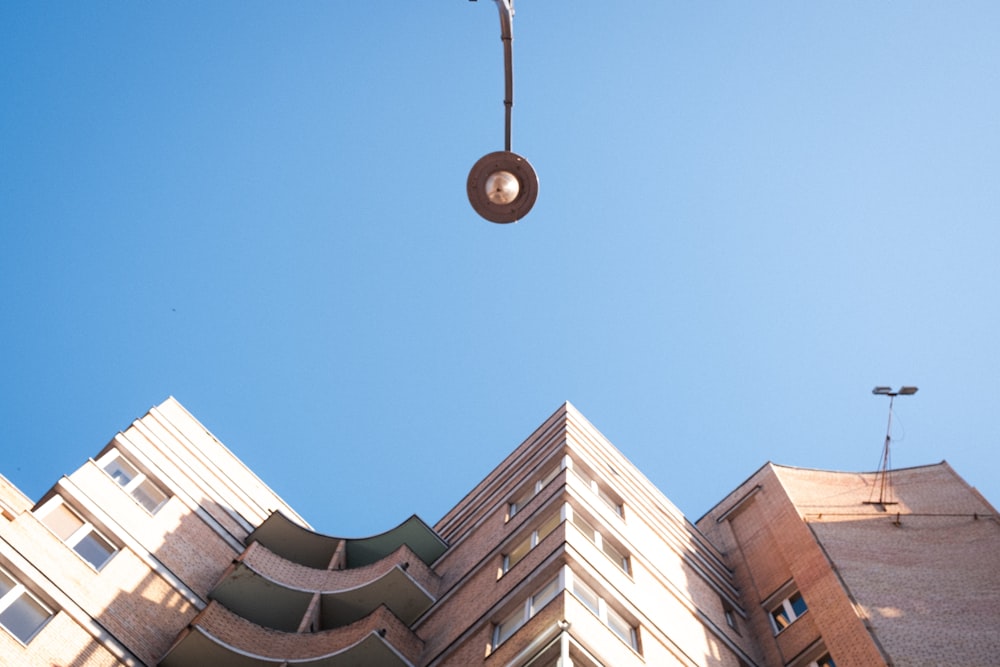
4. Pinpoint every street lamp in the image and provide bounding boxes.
[868,386,918,506]
[467,0,539,224]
